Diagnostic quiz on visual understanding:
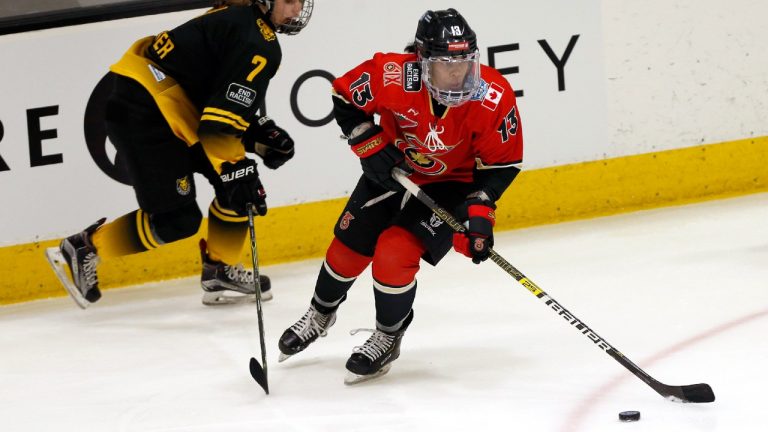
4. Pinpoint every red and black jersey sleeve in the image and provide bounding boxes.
[470,67,524,201]
[331,53,389,137]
